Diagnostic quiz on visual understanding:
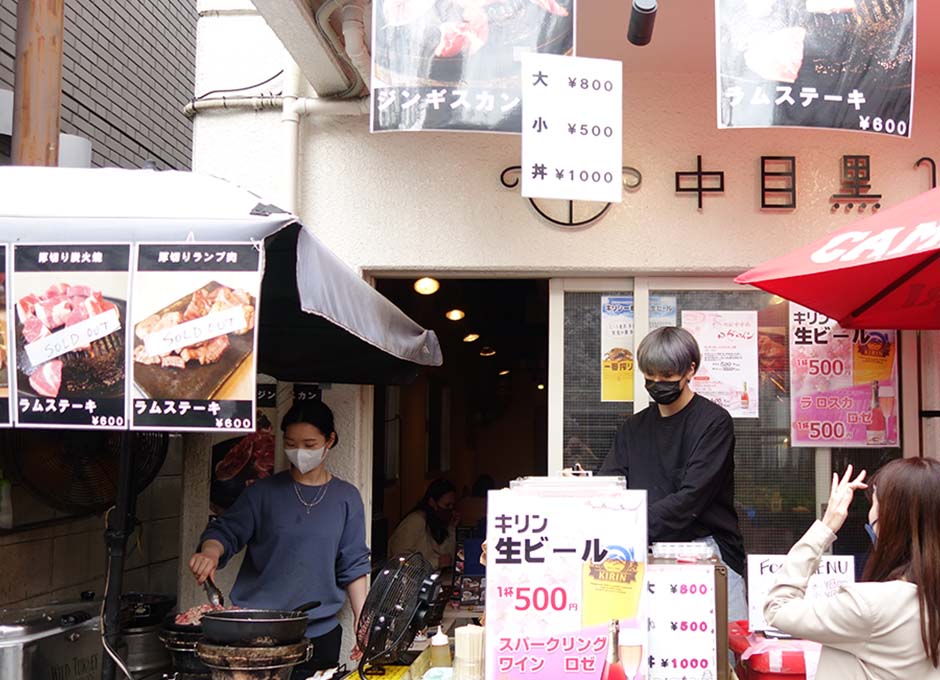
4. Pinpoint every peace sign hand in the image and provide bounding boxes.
[821,464,868,534]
